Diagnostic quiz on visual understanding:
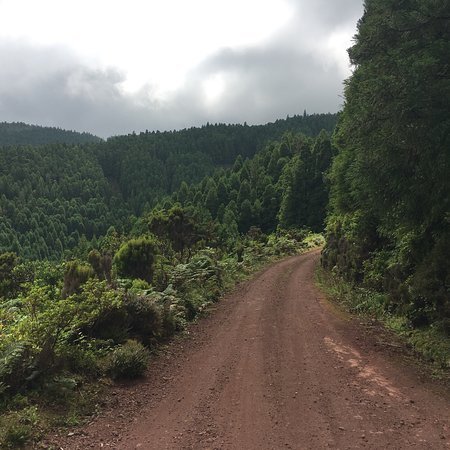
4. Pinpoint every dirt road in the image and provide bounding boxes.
[52,251,450,449]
